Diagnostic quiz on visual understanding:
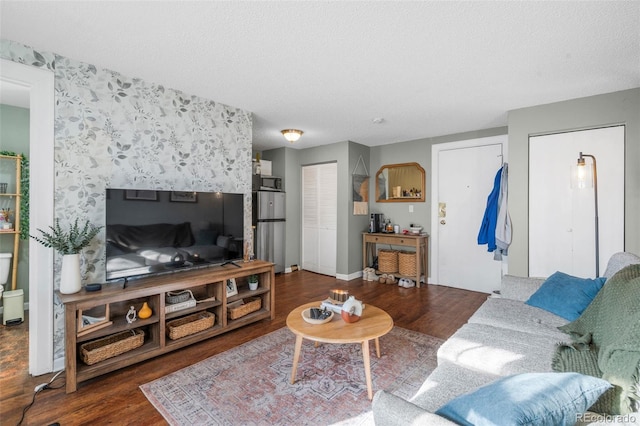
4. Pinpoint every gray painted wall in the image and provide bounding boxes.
[369,127,508,275]
[265,130,509,278]
[259,89,639,281]
[347,142,371,273]
[508,87,640,276]
[257,90,640,281]
[264,141,372,276]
